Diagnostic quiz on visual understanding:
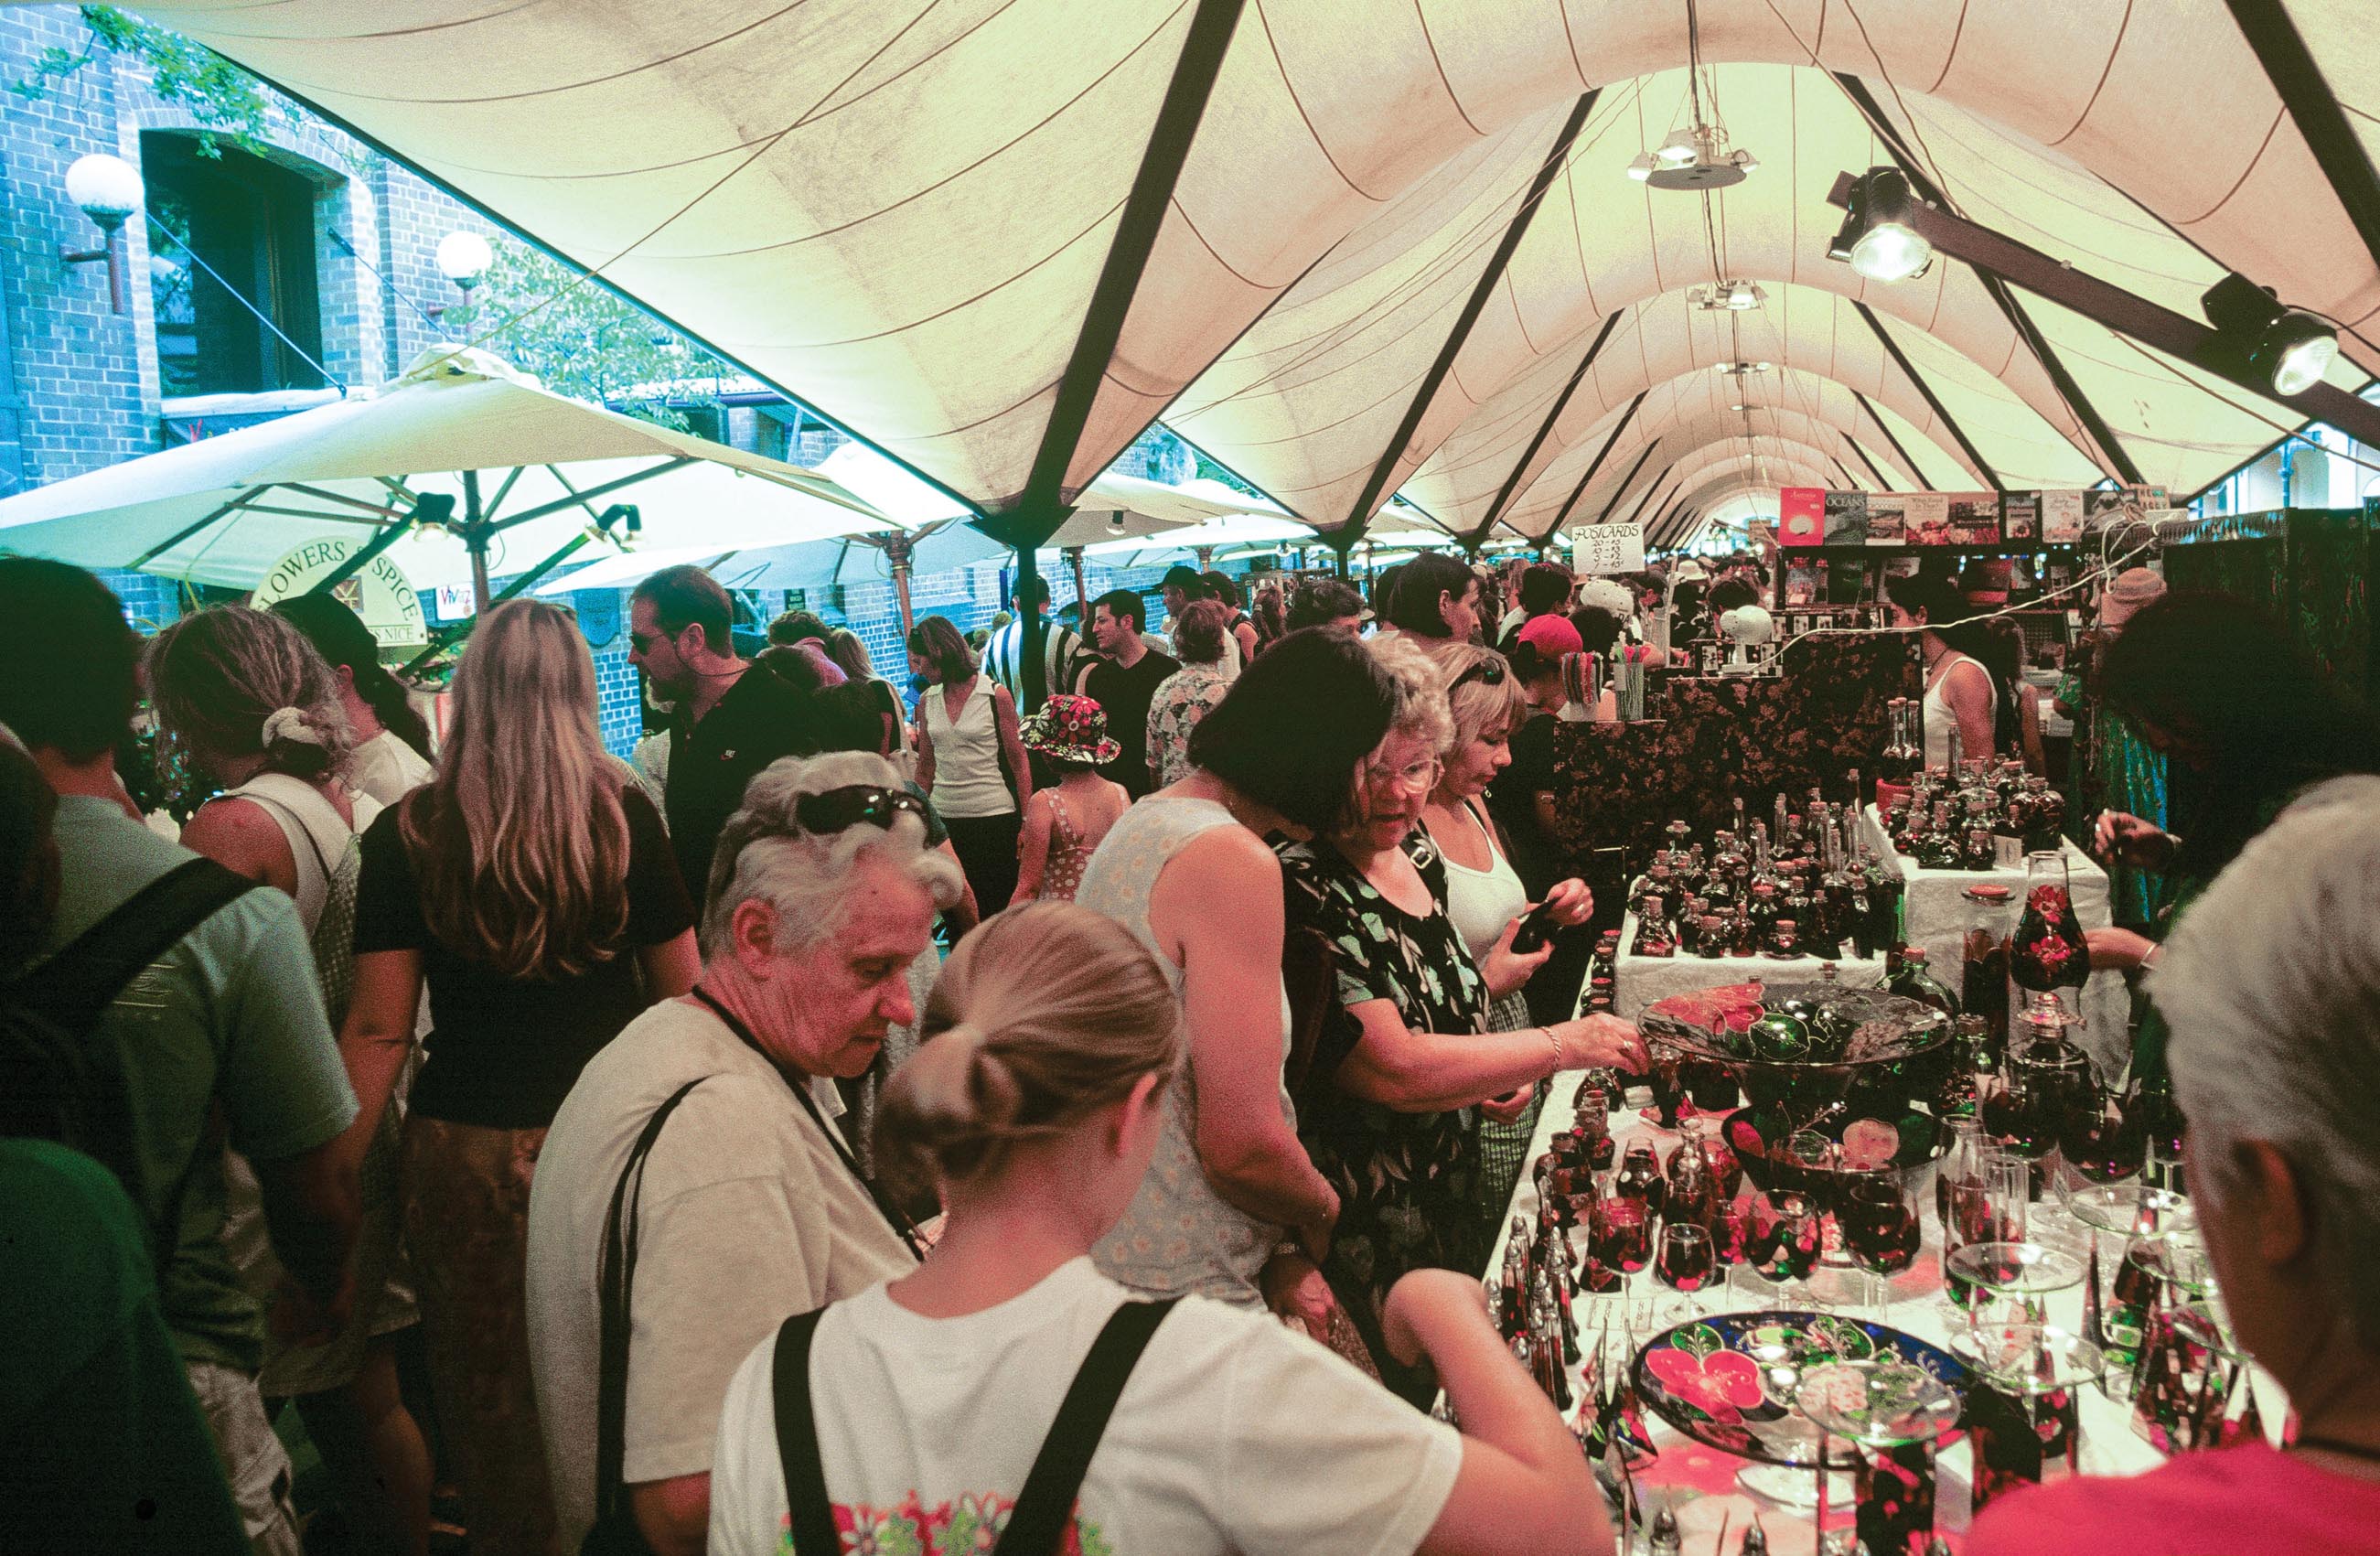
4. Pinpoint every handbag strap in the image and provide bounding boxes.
[770,1296,1179,1556]
[591,1078,706,1531]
